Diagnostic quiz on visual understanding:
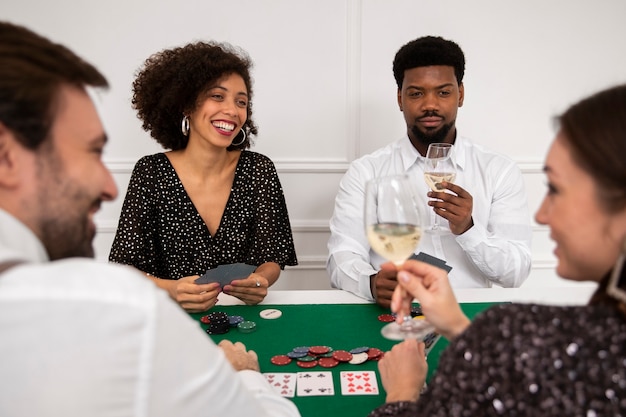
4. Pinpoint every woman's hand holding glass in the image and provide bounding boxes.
[365,175,428,339]
[393,260,471,340]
